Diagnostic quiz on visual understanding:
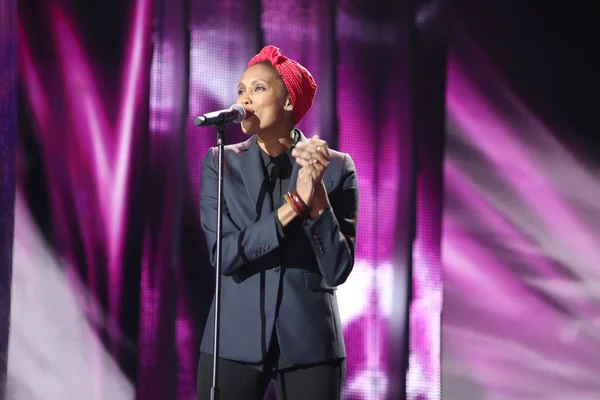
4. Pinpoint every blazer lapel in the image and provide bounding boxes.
[238,135,273,222]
